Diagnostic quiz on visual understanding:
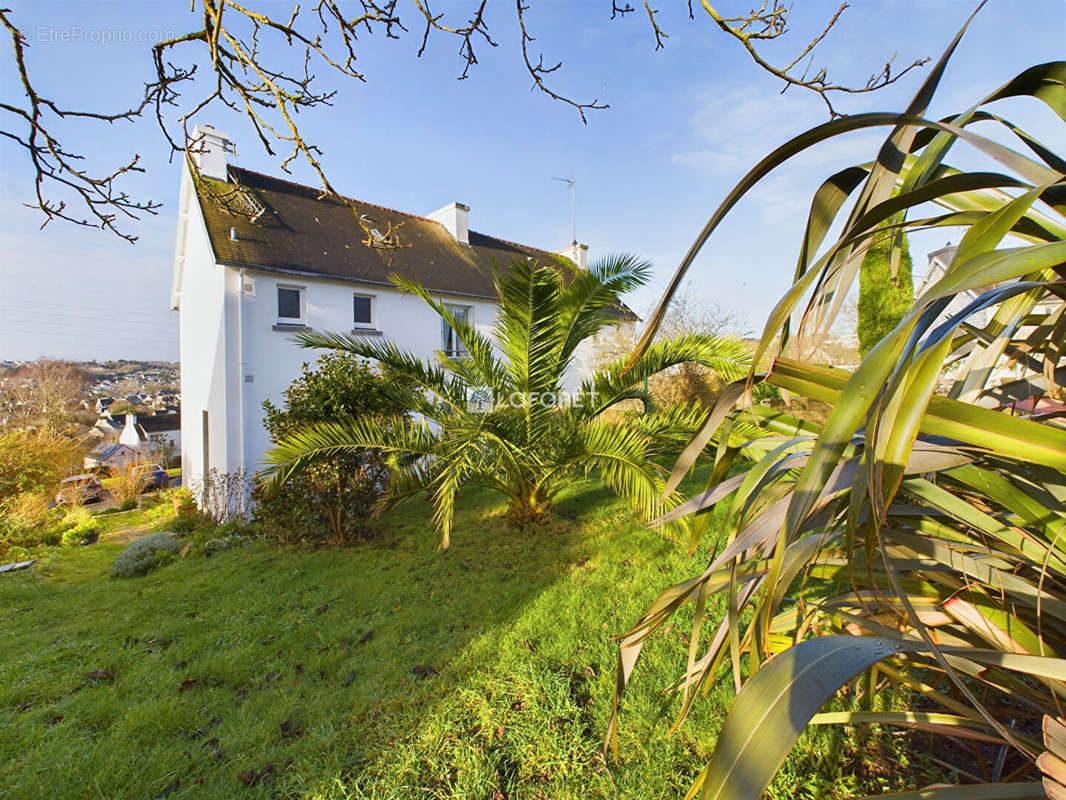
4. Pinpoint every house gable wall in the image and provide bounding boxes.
[237,271,500,474]
[174,162,237,486]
